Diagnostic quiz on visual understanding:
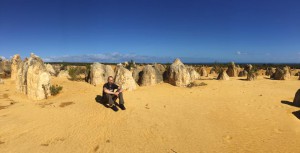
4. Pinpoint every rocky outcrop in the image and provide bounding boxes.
[266,67,276,76]
[0,59,11,78]
[271,66,291,80]
[139,65,163,86]
[57,70,70,79]
[293,89,300,107]
[226,62,238,77]
[132,66,144,83]
[199,66,208,77]
[167,58,191,87]
[238,70,248,77]
[11,54,22,80]
[187,66,200,81]
[217,69,230,80]
[16,54,51,100]
[154,63,166,75]
[246,72,257,81]
[45,64,56,76]
[115,65,137,91]
[89,63,115,85]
